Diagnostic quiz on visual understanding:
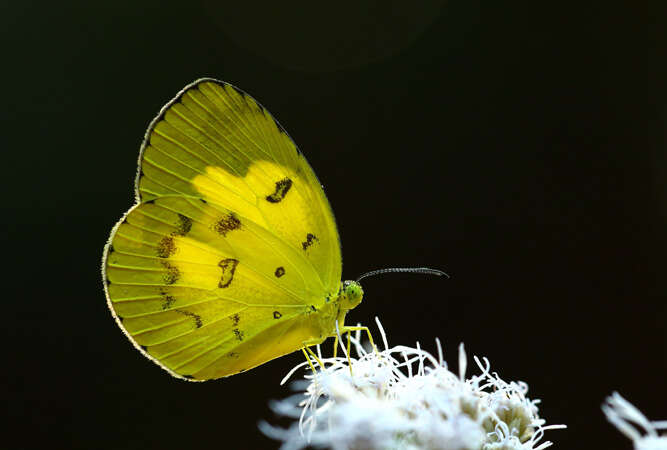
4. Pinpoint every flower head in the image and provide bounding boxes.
[261,318,564,450]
